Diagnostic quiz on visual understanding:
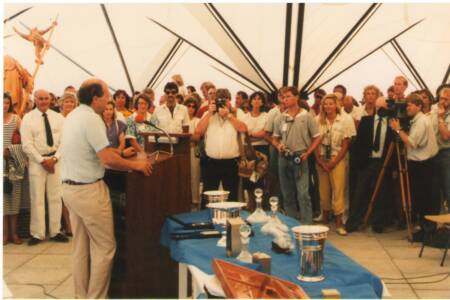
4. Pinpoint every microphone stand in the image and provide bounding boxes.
[144,122,174,160]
